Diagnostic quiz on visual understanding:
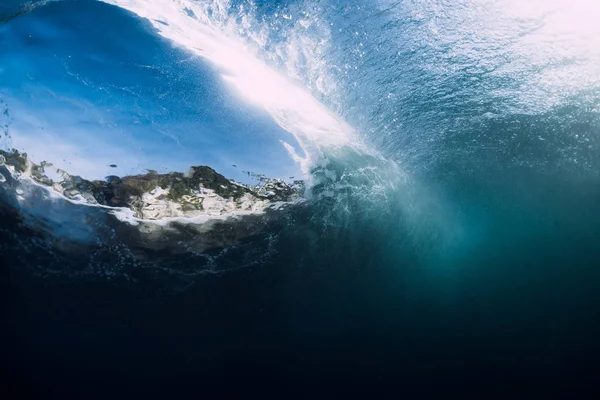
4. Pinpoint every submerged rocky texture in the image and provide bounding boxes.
[0,149,304,221]
[0,149,306,255]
